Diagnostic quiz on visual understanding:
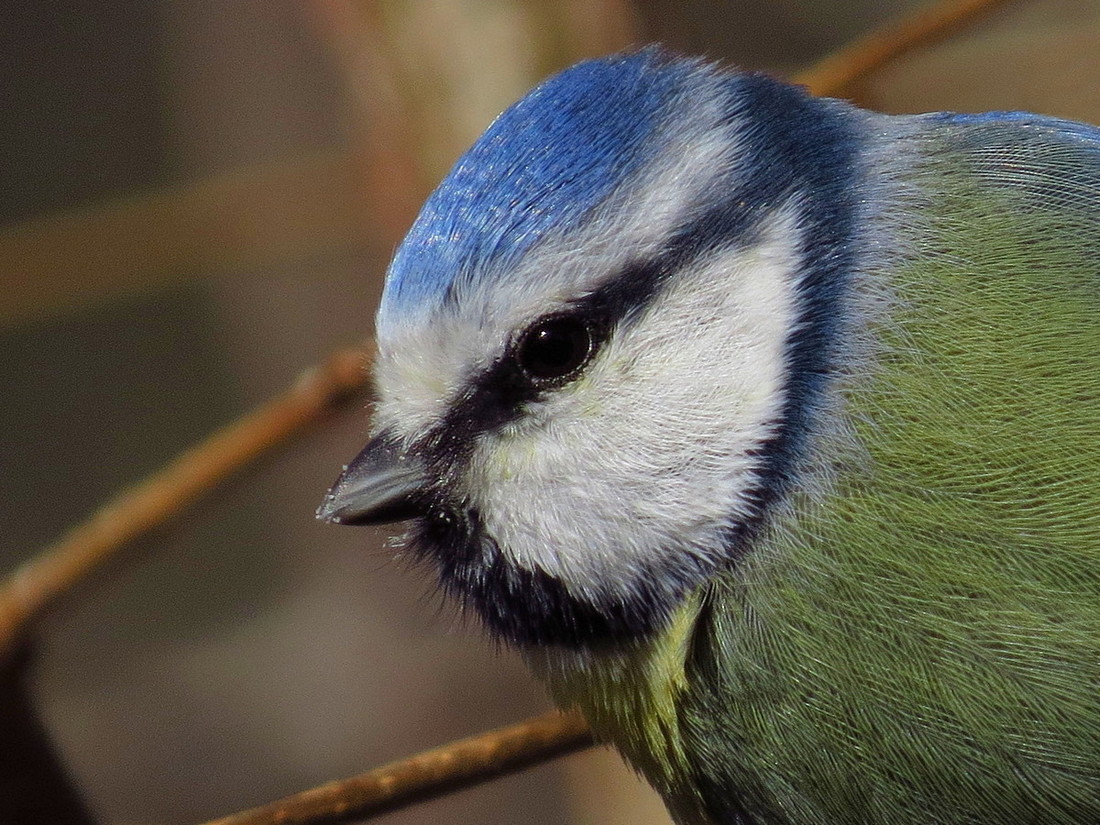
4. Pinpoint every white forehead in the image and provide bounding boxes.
[371,83,738,443]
